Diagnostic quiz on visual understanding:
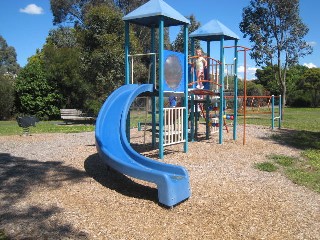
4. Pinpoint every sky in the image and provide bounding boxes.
[0,0,319,80]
